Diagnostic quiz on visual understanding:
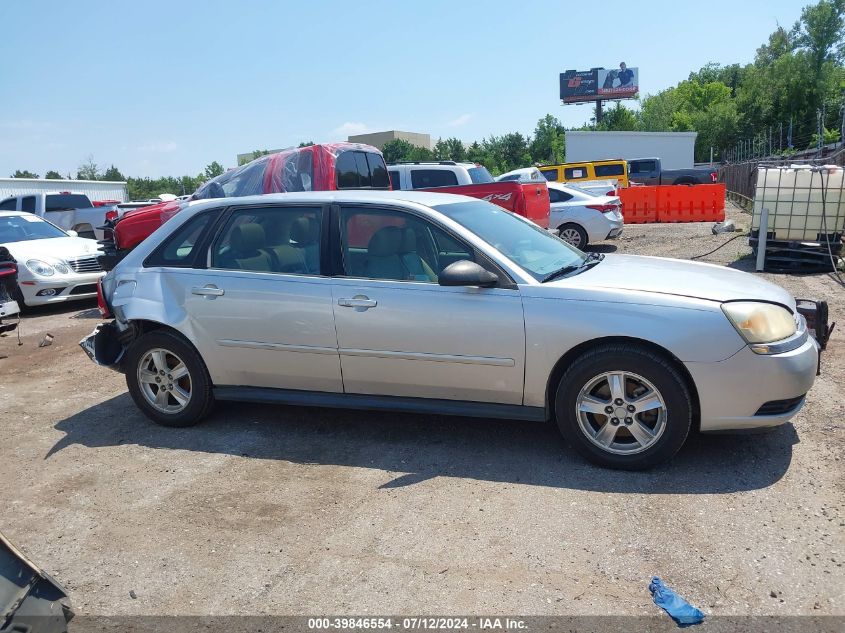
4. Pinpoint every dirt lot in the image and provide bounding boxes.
[0,202,842,619]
